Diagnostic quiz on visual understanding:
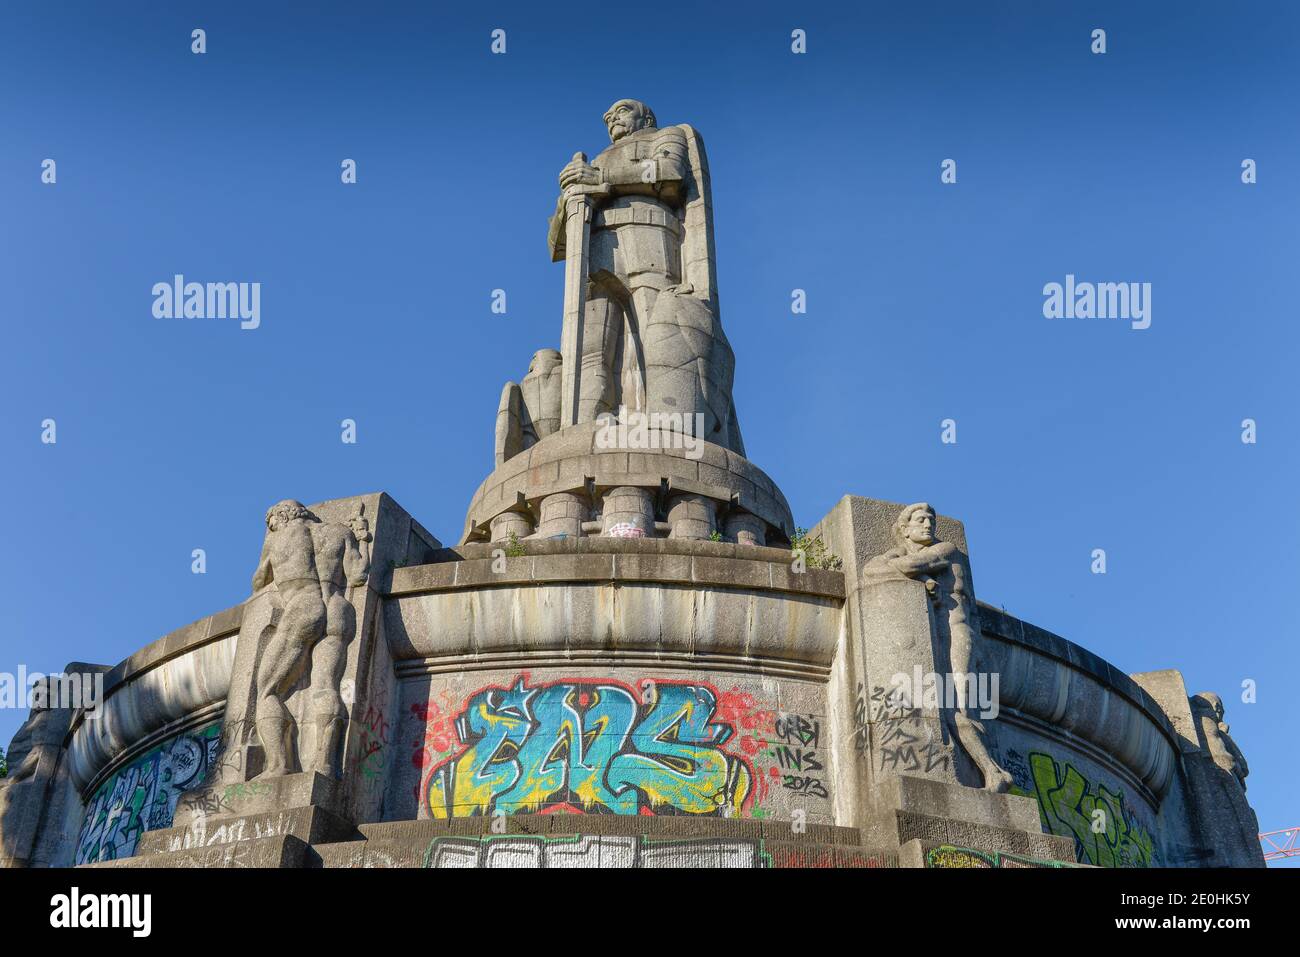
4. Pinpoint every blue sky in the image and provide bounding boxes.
[2,2,1296,857]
